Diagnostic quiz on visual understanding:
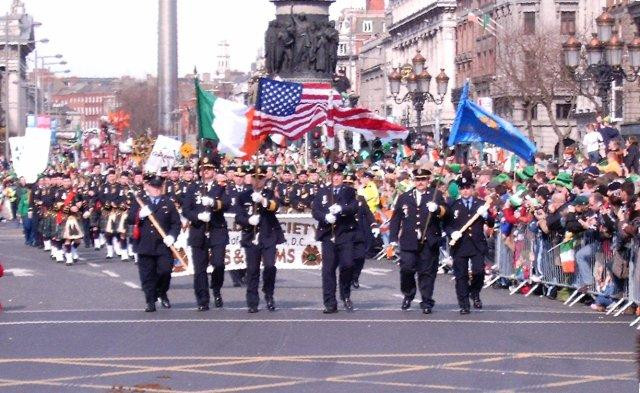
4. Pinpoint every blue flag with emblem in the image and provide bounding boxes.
[447,81,537,163]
